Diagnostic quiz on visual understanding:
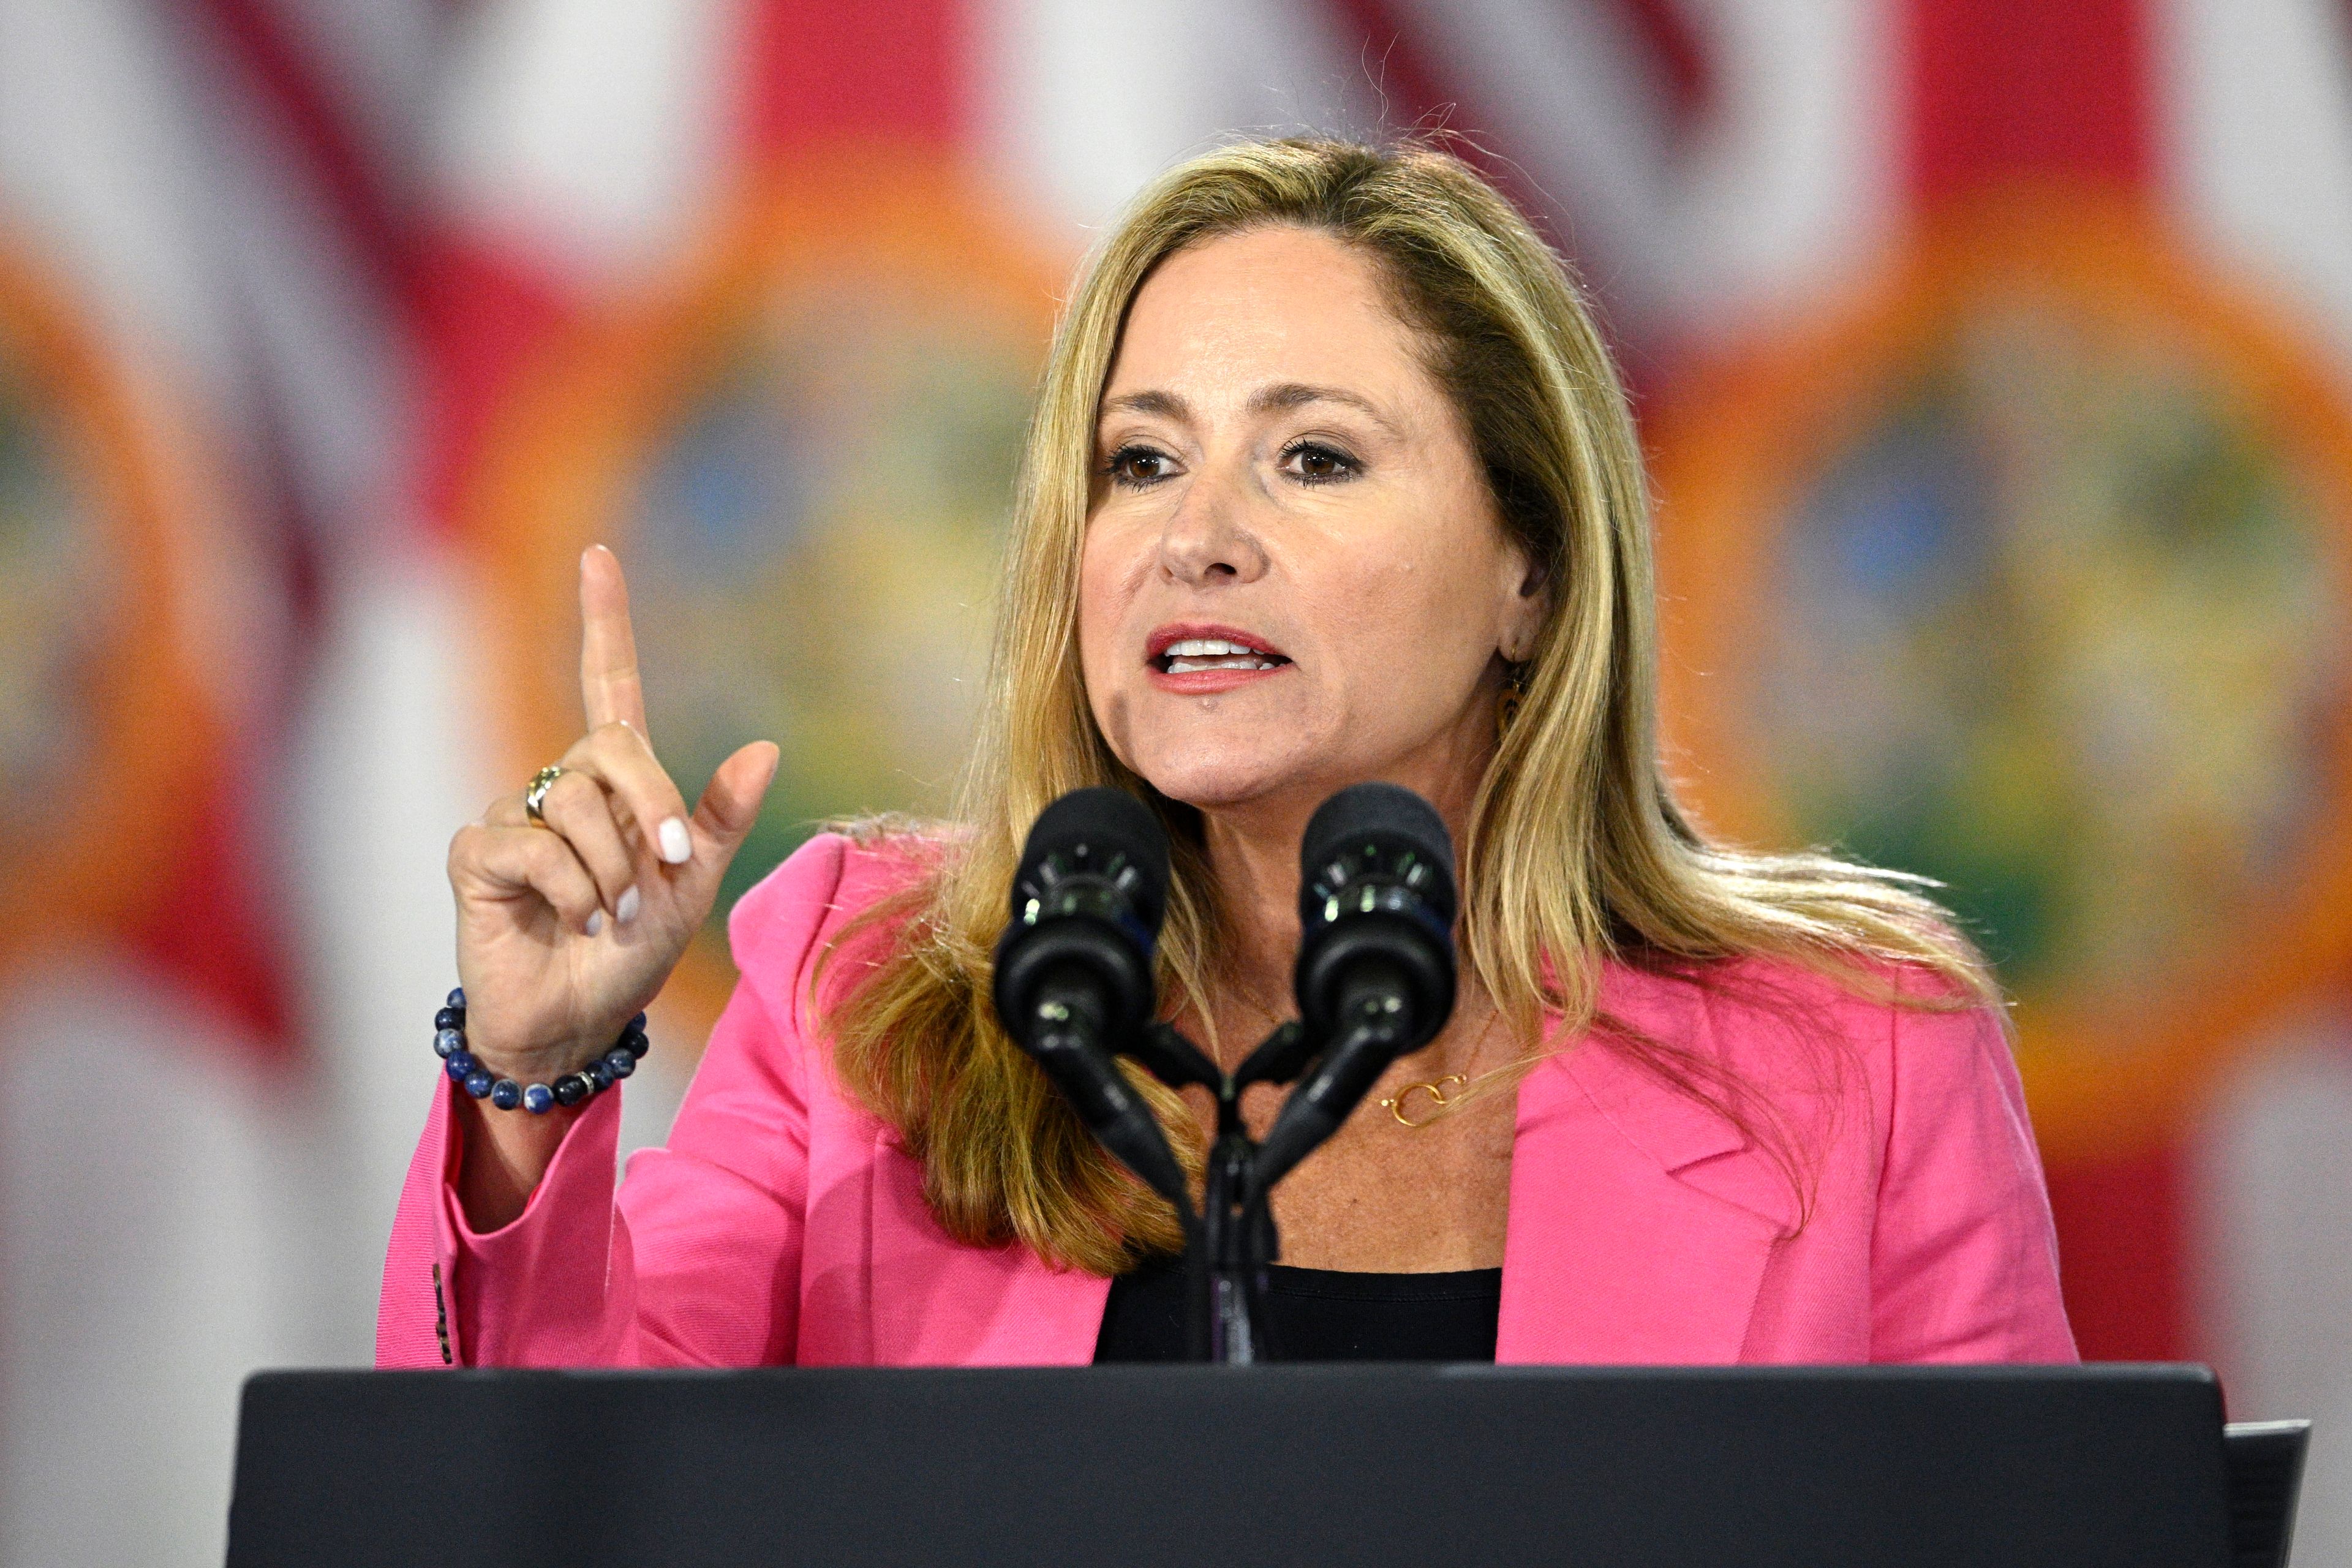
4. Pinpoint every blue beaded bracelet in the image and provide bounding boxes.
[433,987,649,1113]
